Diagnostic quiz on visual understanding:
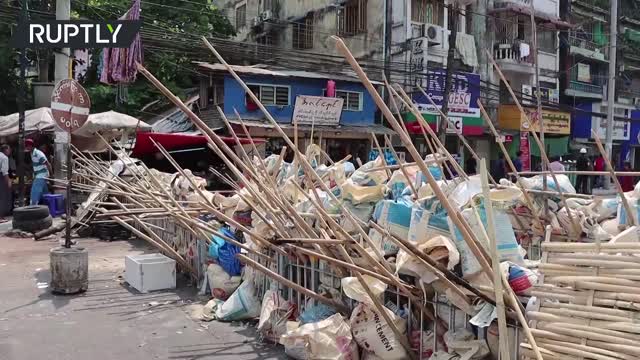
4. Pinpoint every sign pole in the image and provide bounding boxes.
[17,0,28,207]
[65,131,72,248]
[51,79,90,248]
